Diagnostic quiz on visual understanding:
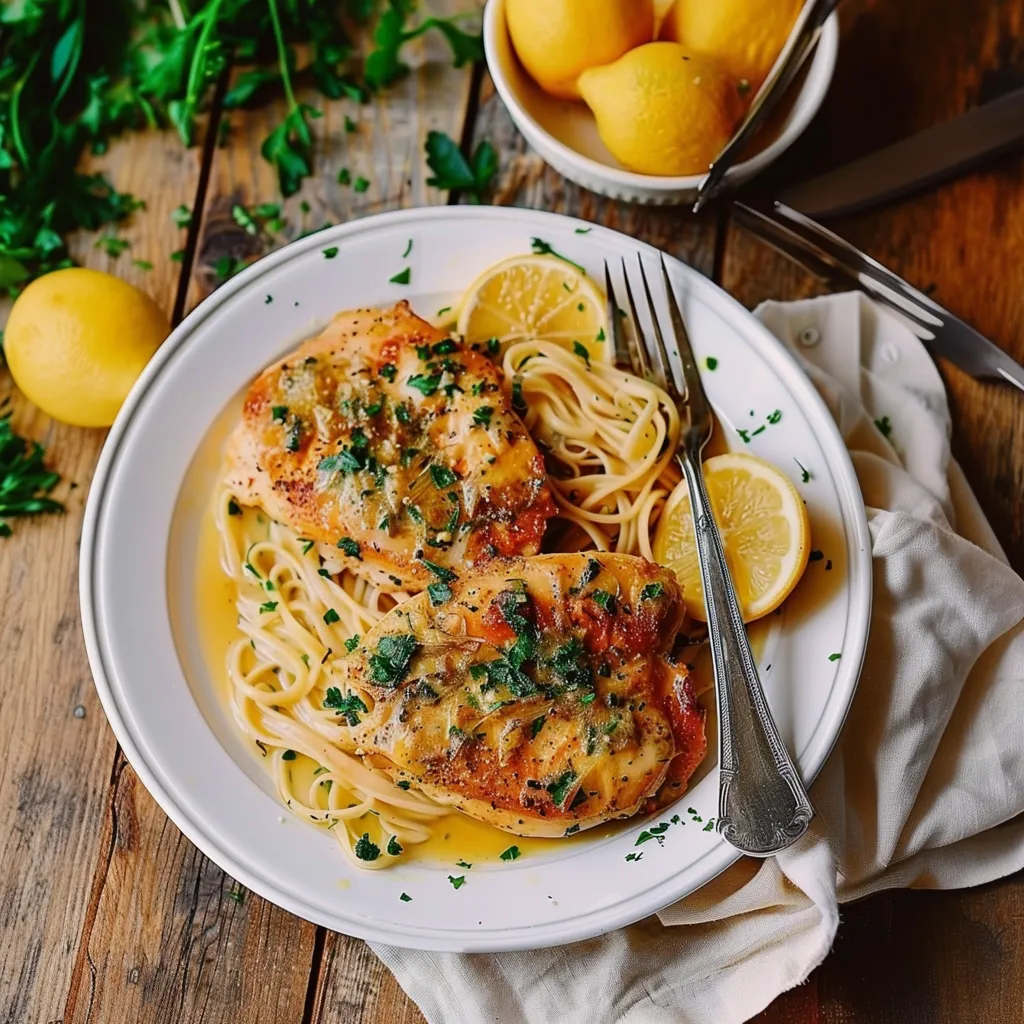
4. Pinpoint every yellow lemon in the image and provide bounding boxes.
[456,253,609,363]
[659,0,803,91]
[653,452,810,622]
[506,0,655,100]
[4,268,168,427]
[578,42,744,177]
